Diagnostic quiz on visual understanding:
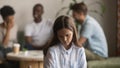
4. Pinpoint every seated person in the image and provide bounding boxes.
[0,5,18,59]
[44,15,87,68]
[0,5,18,68]
[71,2,108,60]
[25,4,53,50]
